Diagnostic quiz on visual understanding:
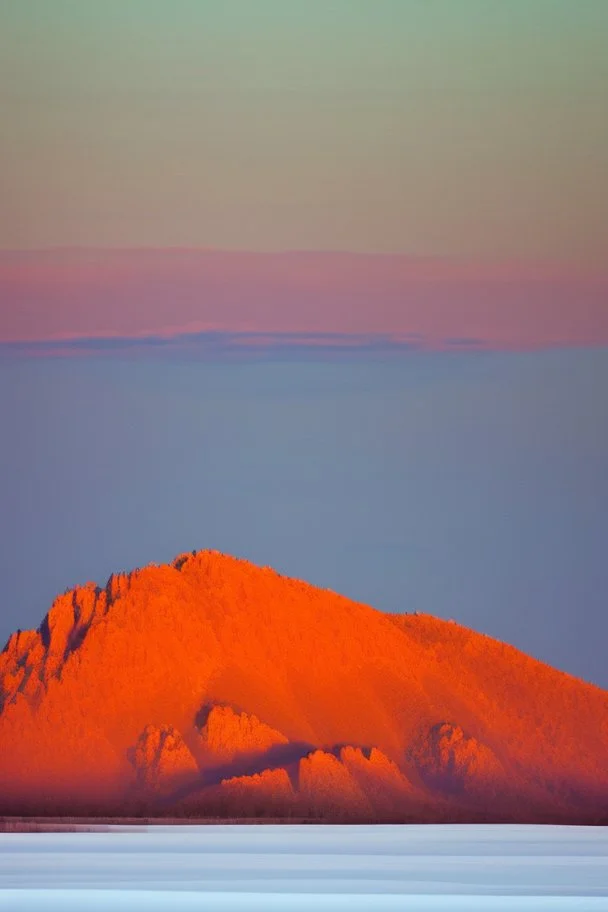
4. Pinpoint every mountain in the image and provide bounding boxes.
[0,550,606,822]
